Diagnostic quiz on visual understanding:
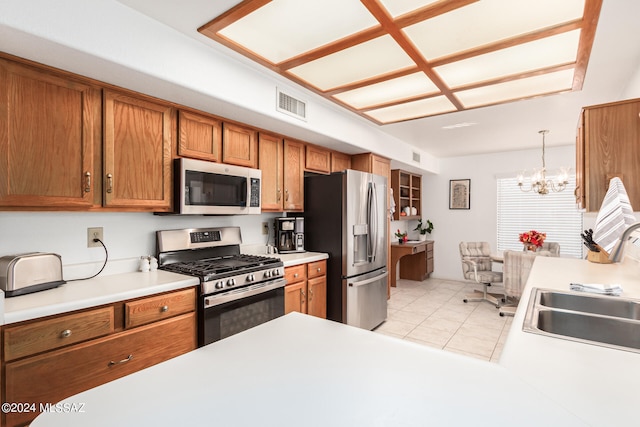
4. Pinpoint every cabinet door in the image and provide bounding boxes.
[0,59,101,208]
[222,122,258,168]
[331,151,351,172]
[584,100,640,211]
[305,144,330,174]
[4,313,196,427]
[284,281,306,315]
[259,132,283,211]
[283,139,304,211]
[103,91,173,210]
[307,276,327,319]
[178,110,222,162]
